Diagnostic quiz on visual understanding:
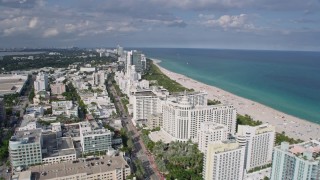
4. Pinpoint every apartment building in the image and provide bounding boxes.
[270,140,320,180]
[203,140,245,180]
